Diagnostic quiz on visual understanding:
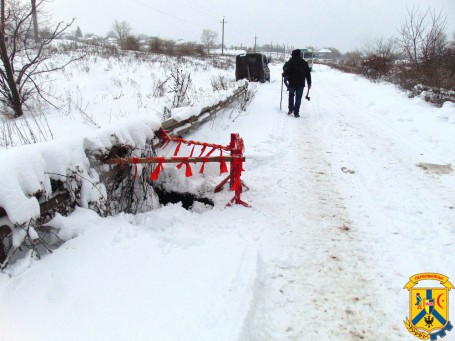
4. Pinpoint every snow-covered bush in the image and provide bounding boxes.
[0,118,161,269]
